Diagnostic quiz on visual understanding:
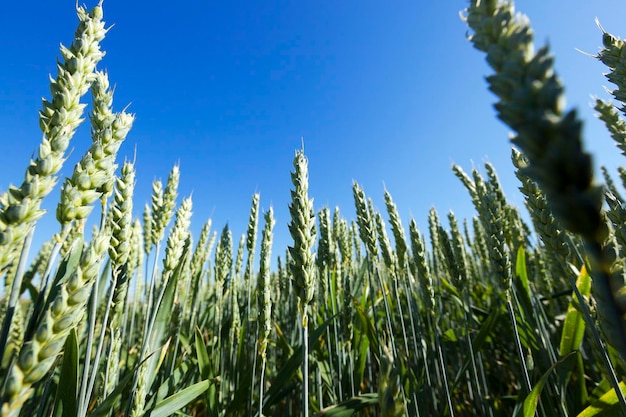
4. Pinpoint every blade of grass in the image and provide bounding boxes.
[148,380,210,417]
[55,329,79,417]
[314,393,379,417]
[522,351,577,417]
